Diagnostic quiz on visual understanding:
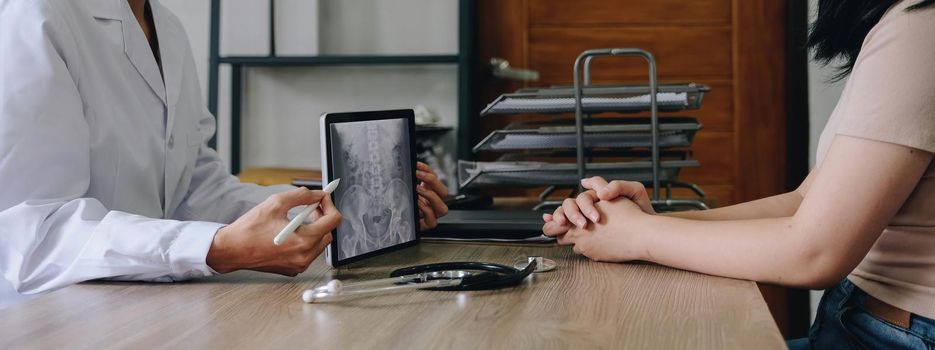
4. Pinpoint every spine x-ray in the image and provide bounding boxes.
[330,119,416,261]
